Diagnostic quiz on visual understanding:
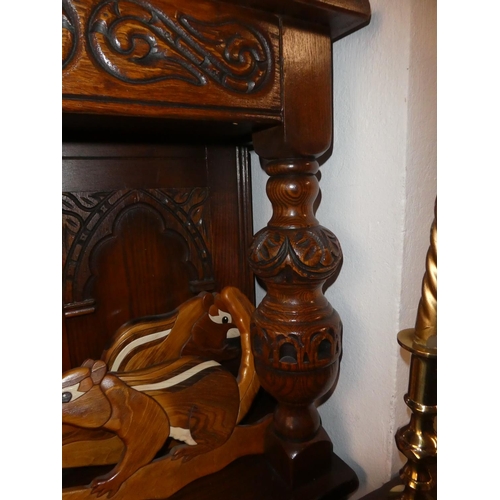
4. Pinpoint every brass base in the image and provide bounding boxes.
[394,328,437,500]
[390,202,437,500]
[388,483,436,500]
